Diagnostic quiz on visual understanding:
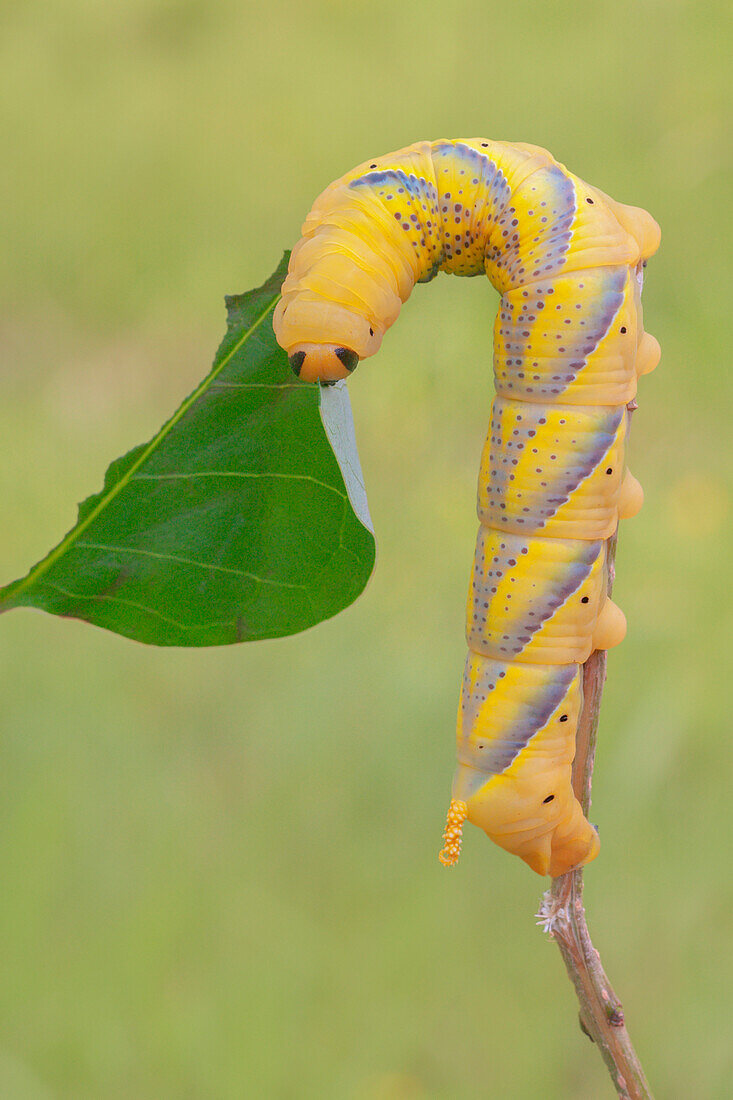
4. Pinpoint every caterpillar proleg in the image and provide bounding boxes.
[273,139,660,876]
